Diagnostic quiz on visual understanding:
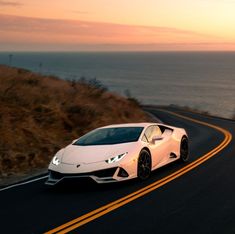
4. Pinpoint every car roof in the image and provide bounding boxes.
[99,122,158,129]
